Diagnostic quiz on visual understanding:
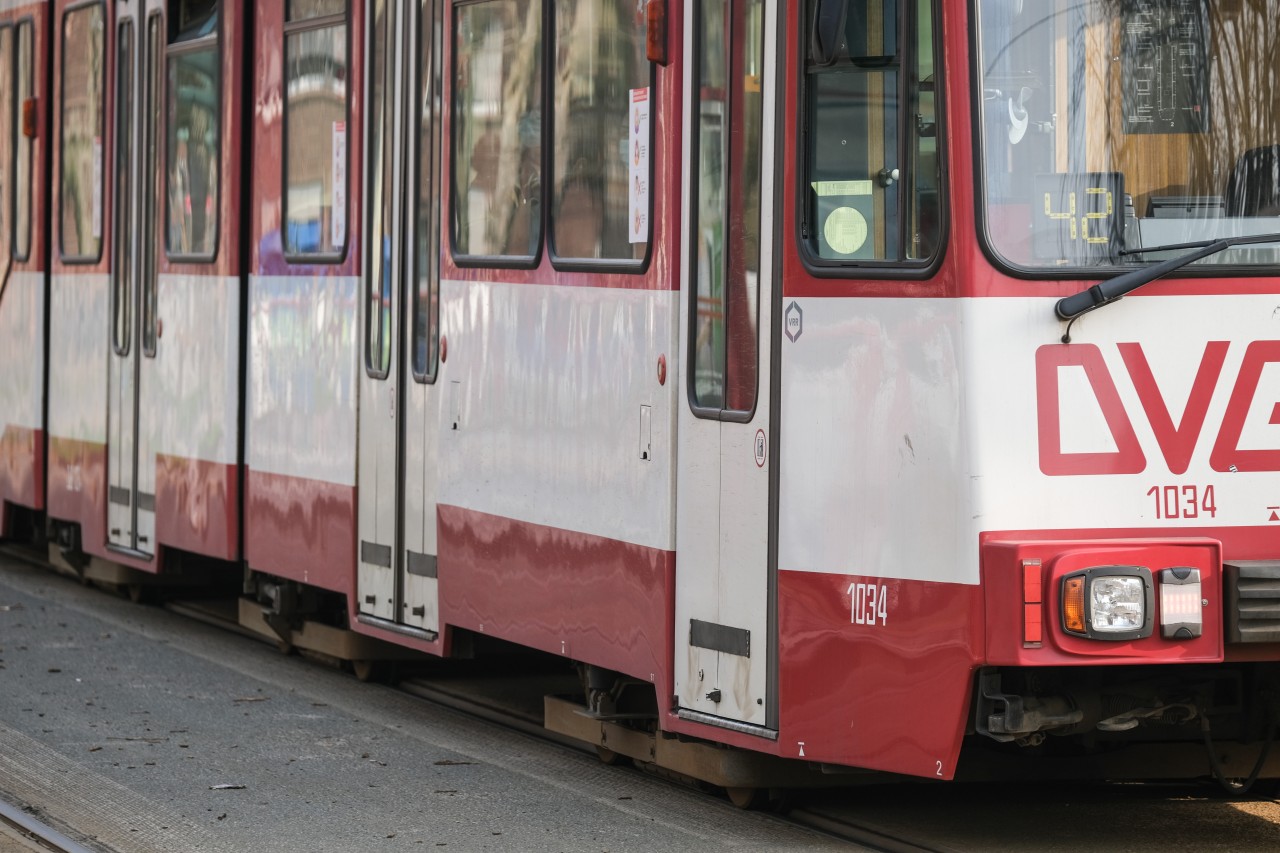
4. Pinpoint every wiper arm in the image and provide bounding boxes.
[1055,232,1280,321]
